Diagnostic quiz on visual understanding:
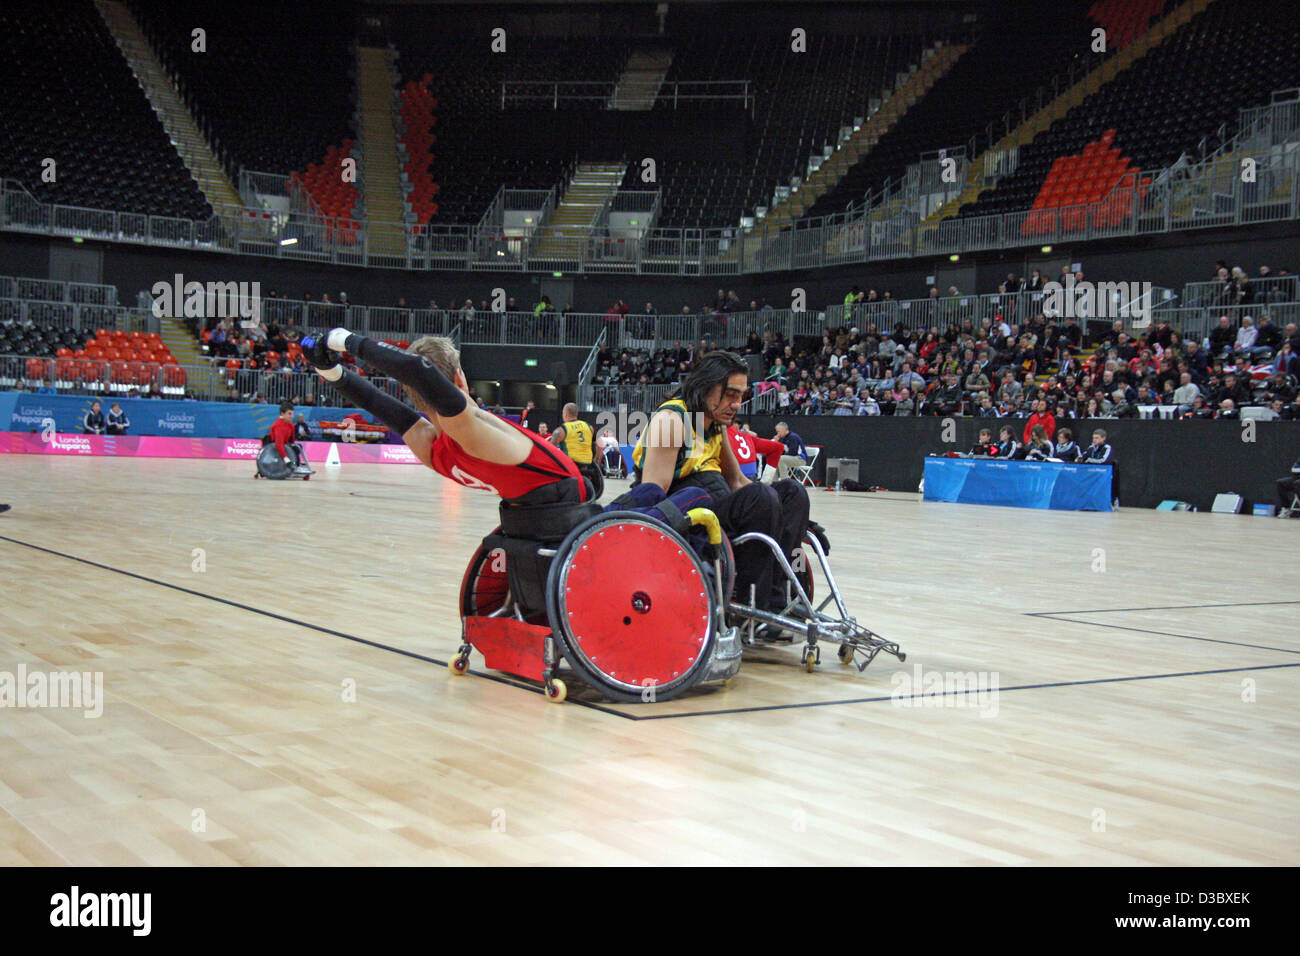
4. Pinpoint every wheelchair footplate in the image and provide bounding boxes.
[728,530,905,674]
